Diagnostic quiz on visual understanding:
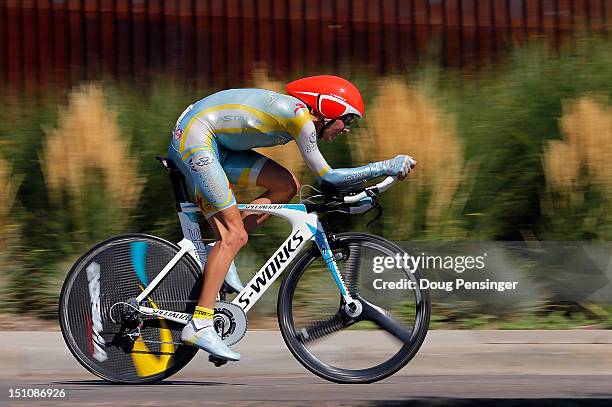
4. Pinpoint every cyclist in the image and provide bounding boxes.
[169,75,416,361]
